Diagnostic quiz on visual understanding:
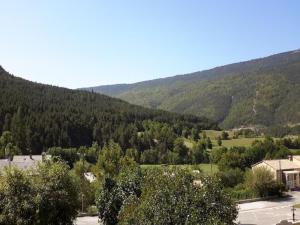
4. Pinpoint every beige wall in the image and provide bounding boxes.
[293,157,300,167]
